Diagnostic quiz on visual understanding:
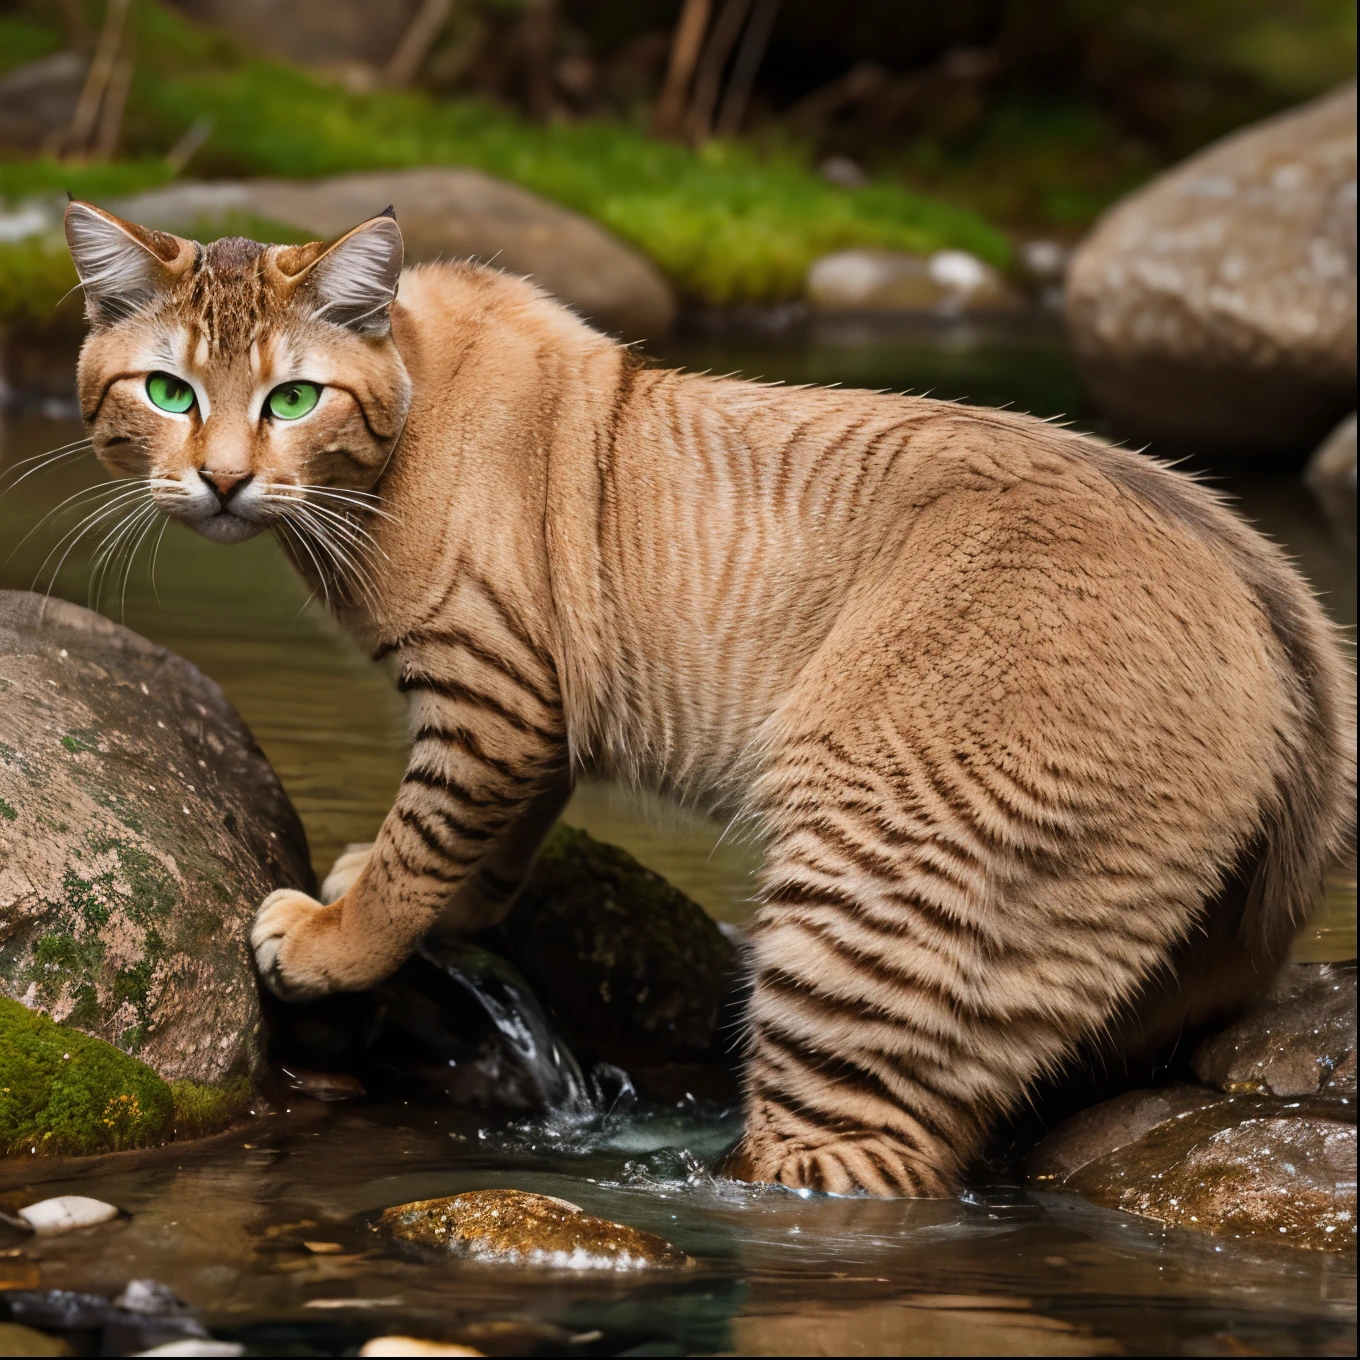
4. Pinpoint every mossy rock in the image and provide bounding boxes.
[0,590,313,1087]
[0,998,251,1157]
[489,824,739,1069]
